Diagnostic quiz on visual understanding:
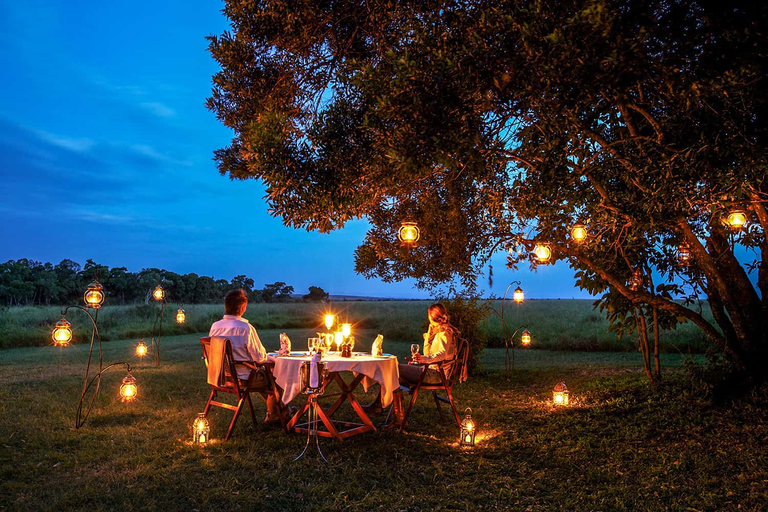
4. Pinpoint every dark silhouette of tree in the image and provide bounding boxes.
[303,286,329,302]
